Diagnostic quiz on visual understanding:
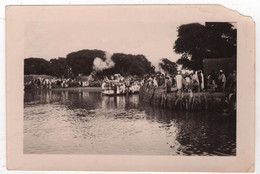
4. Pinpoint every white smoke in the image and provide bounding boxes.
[177,65,194,74]
[93,52,115,71]
[154,59,162,72]
[154,65,160,73]
[157,67,167,74]
[177,64,183,71]
[155,59,166,74]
